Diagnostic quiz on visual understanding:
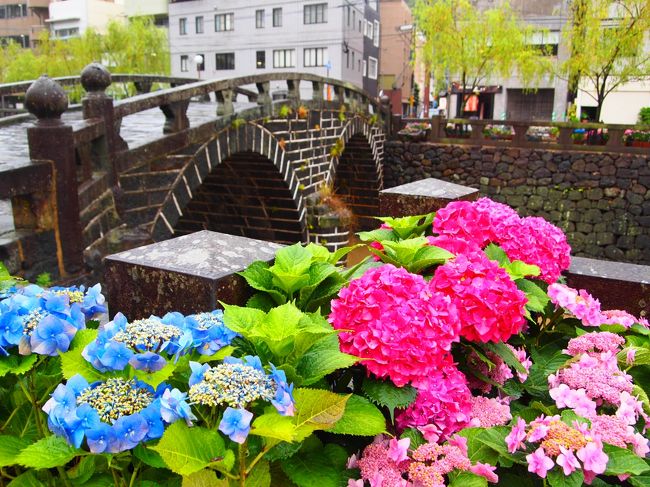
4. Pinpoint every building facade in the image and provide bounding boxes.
[378,0,413,115]
[125,0,168,27]
[47,0,125,38]
[168,0,380,95]
[0,0,50,47]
